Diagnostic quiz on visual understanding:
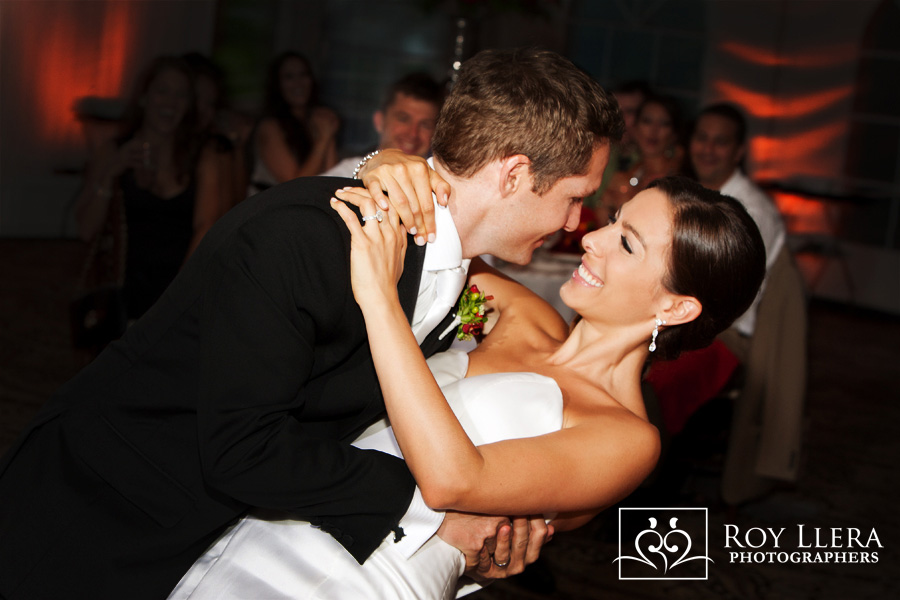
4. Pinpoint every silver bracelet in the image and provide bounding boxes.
[352,150,380,179]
